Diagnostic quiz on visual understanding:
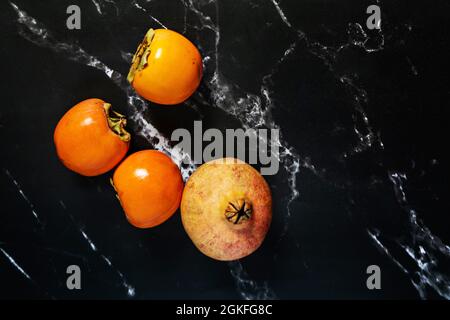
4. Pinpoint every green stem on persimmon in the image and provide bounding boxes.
[103,103,131,142]
[127,28,155,84]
